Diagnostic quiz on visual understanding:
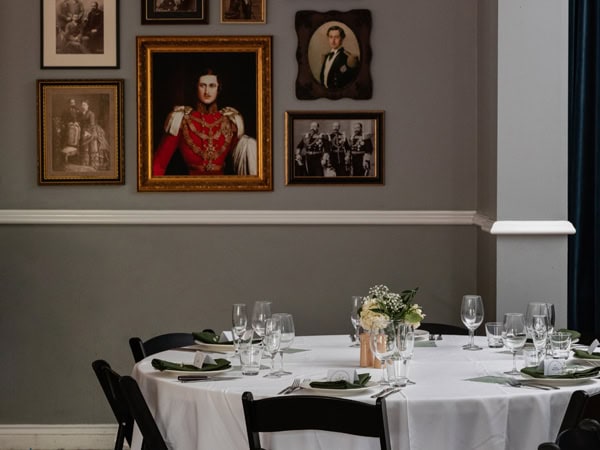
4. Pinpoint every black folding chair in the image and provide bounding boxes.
[241,391,391,450]
[91,360,133,450]
[418,322,468,336]
[119,375,169,450]
[538,418,600,450]
[129,332,196,363]
[558,389,600,434]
